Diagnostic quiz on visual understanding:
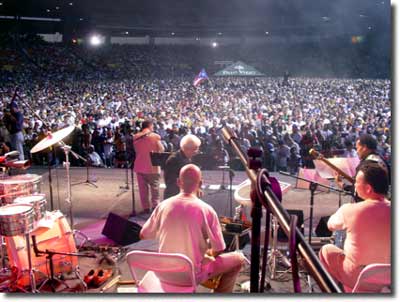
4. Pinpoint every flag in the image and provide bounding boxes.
[193,68,209,86]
